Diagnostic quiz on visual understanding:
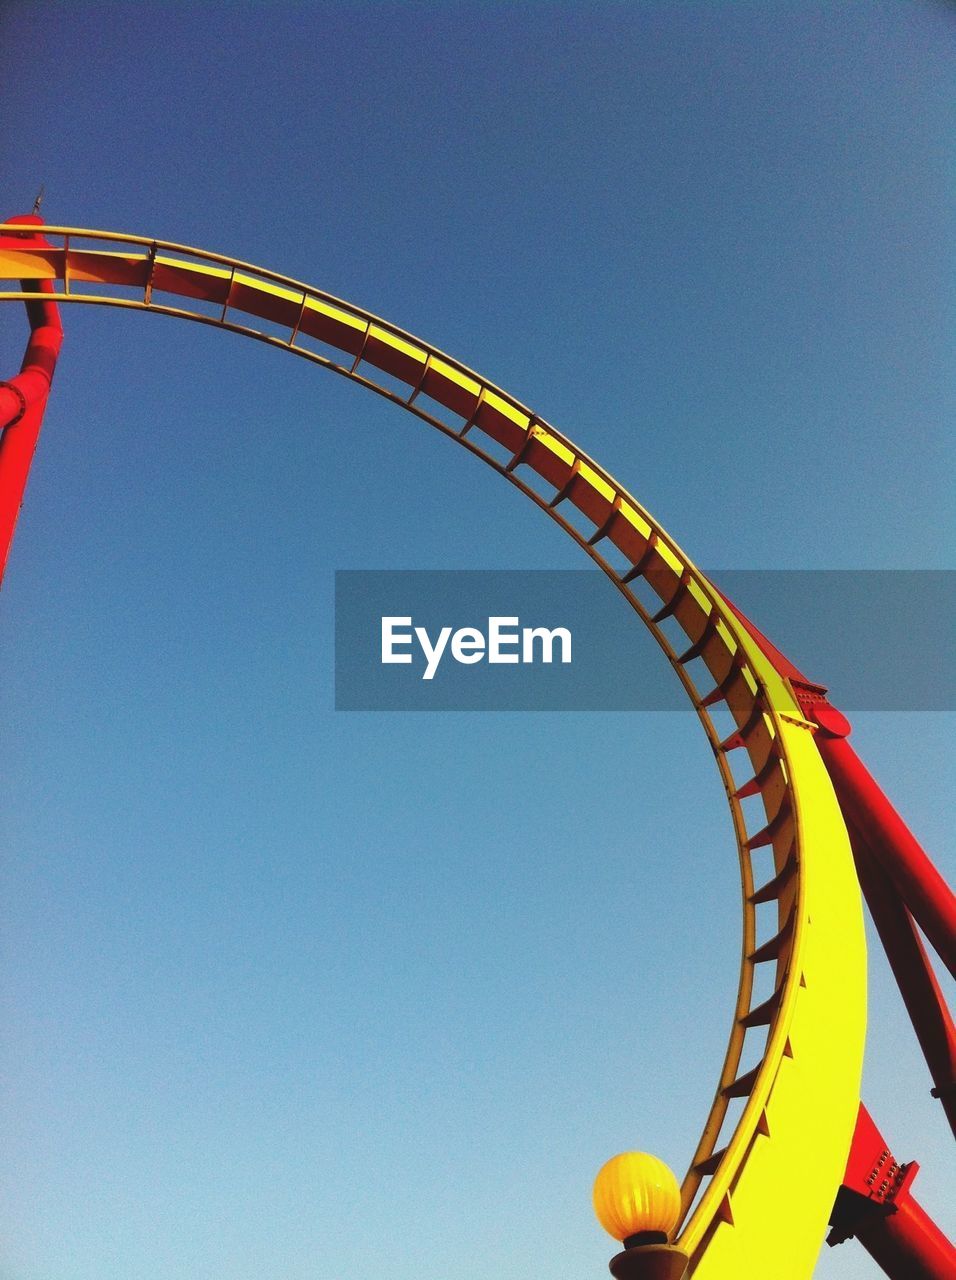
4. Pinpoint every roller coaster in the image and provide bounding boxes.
[1,212,953,1279]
